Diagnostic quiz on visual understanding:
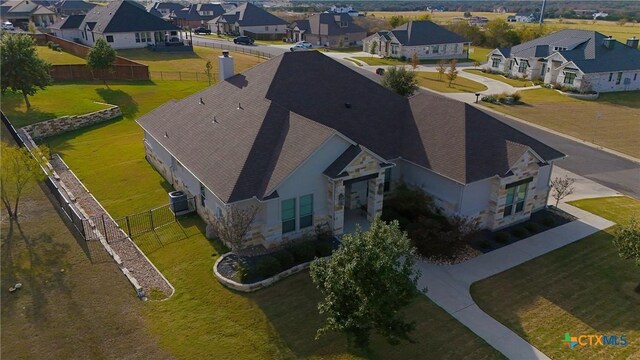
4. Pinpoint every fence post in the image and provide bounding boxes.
[149,209,155,230]
[179,72,182,81]
[102,214,109,242]
[160,71,163,81]
[126,215,132,237]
